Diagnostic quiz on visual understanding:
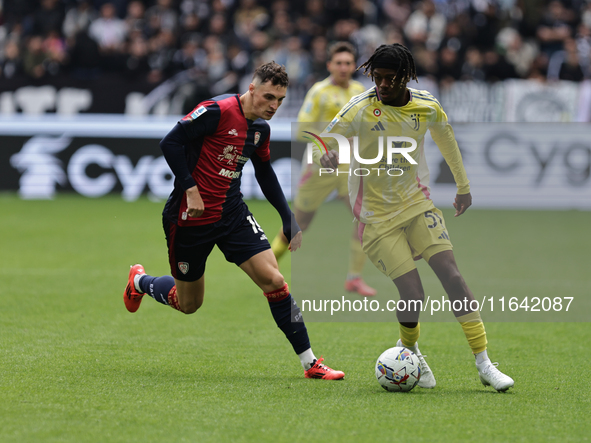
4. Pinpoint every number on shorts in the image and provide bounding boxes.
[247,215,263,234]
[424,210,444,229]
